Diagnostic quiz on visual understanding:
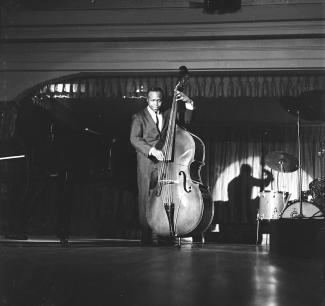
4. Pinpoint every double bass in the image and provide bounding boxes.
[146,68,214,238]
